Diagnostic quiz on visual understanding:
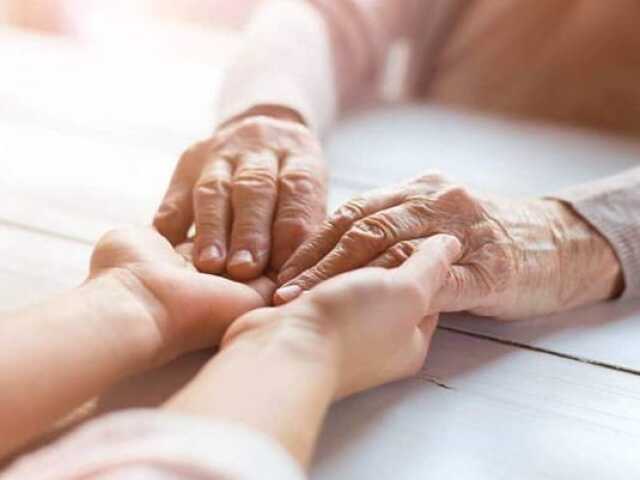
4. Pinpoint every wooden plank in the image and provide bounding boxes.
[4,179,640,480]
[0,223,90,311]
[325,106,640,197]
[0,26,235,143]
[314,328,640,480]
[323,107,640,373]
[0,118,357,243]
[4,30,640,375]
[90,328,640,480]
